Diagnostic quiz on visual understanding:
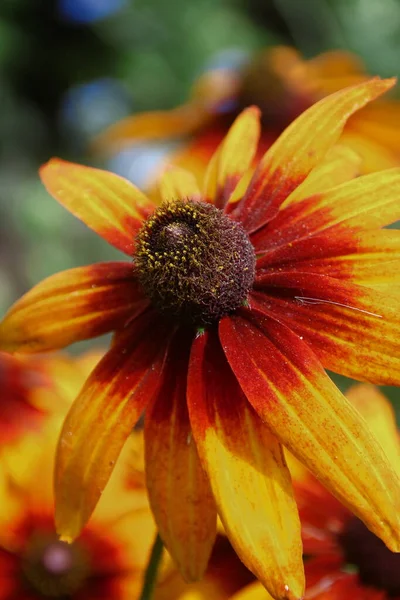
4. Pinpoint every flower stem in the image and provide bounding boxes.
[139,532,164,600]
